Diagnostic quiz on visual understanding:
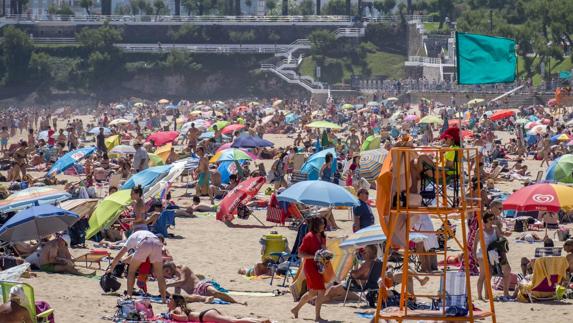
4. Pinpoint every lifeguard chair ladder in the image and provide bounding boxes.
[374,146,496,323]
